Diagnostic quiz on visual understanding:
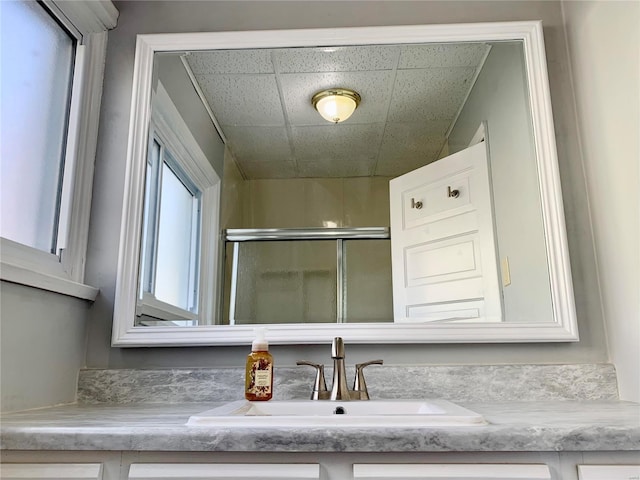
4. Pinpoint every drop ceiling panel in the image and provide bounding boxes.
[290,123,384,163]
[272,45,400,73]
[398,43,491,69]
[376,122,446,176]
[186,50,275,74]
[279,71,395,126]
[376,149,443,176]
[378,121,446,153]
[298,158,373,178]
[387,67,477,122]
[196,73,285,126]
[222,126,293,163]
[183,42,490,179]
